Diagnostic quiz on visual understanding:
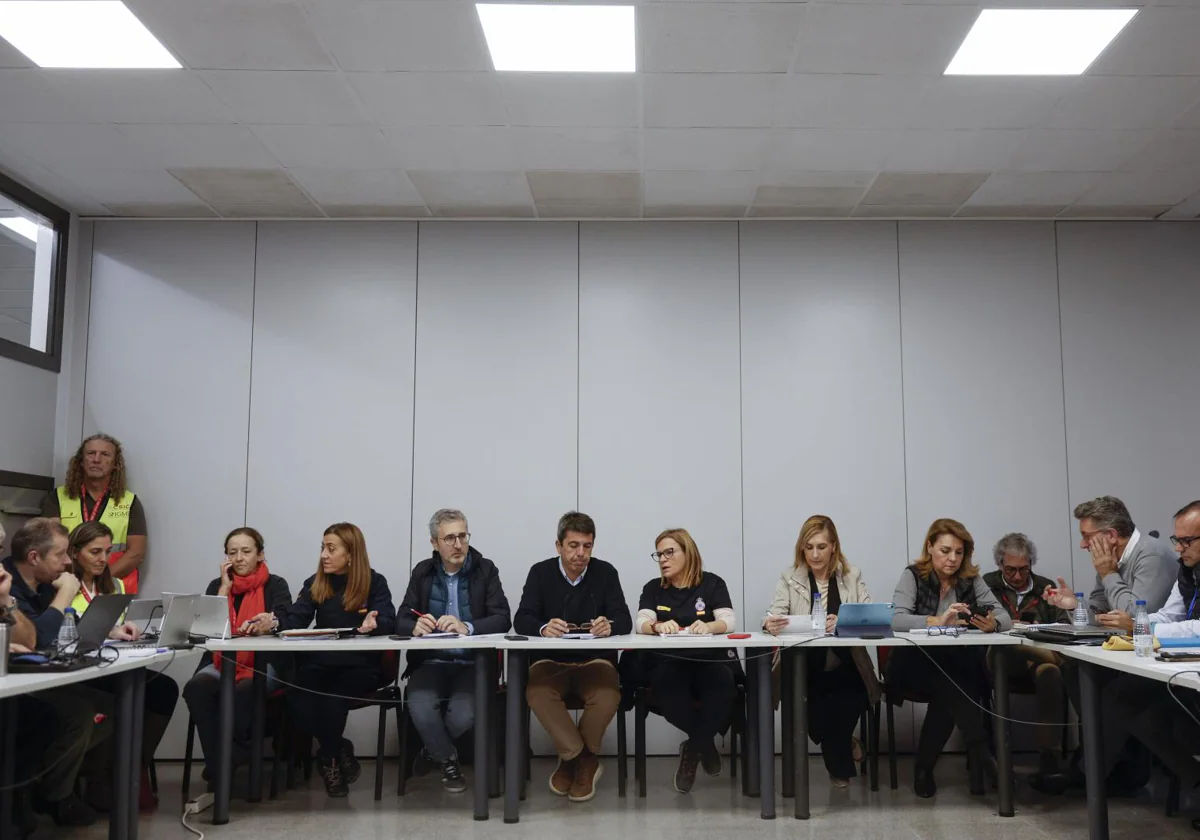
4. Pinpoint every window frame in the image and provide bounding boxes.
[0,169,70,373]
